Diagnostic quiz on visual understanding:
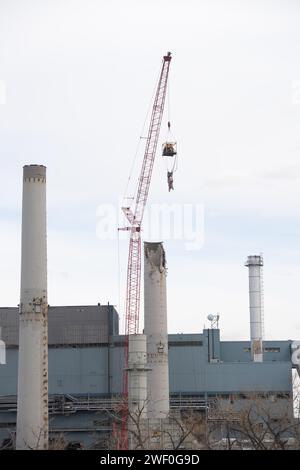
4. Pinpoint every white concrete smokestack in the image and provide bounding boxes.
[127,334,149,449]
[16,165,48,450]
[144,242,169,419]
[128,334,148,418]
[245,255,264,363]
